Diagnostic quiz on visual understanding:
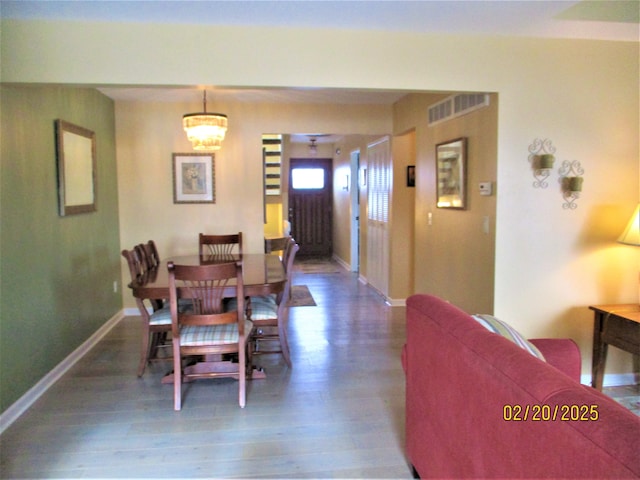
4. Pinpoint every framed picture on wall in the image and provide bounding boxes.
[436,137,467,209]
[172,153,215,204]
[407,165,416,187]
